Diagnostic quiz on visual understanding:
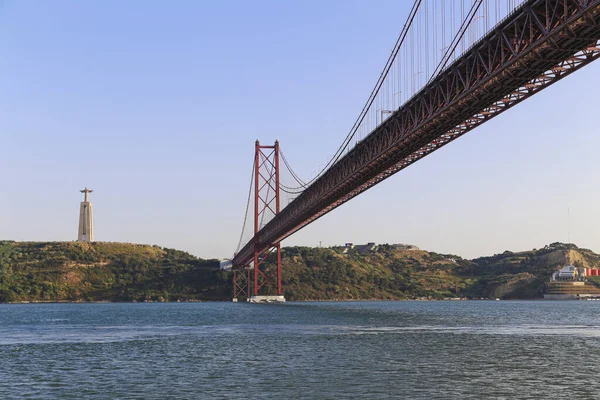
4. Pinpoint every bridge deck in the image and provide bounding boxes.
[234,0,600,268]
